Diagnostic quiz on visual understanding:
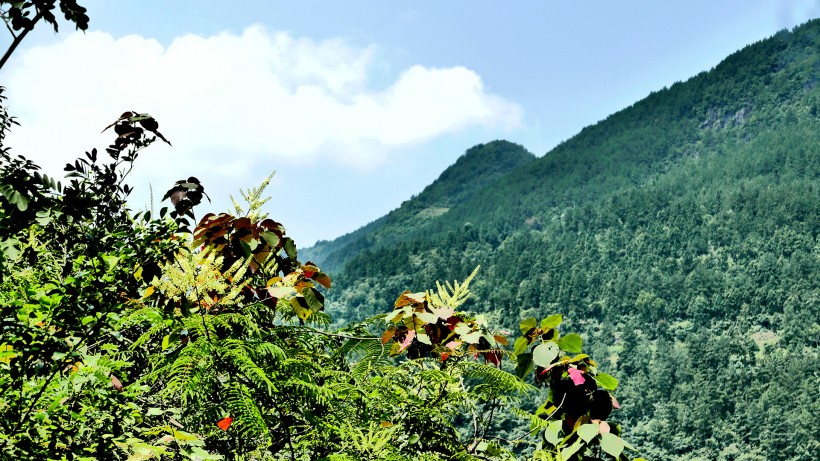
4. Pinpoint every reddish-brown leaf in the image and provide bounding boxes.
[111,374,123,392]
